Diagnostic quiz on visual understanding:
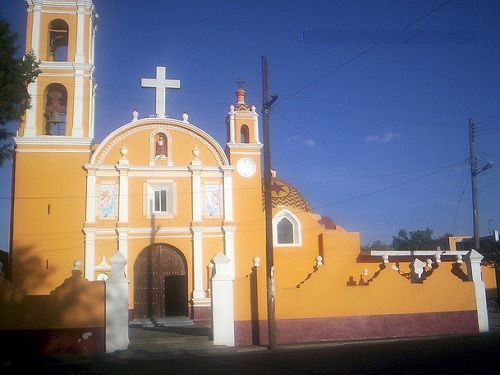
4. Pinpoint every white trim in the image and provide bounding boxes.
[23,82,37,136]
[90,118,230,166]
[192,228,205,299]
[190,165,202,222]
[39,62,94,71]
[143,179,177,219]
[28,0,94,8]
[228,108,235,143]
[253,112,260,143]
[116,228,129,270]
[369,250,469,257]
[468,250,489,332]
[15,149,92,153]
[83,227,96,280]
[72,69,84,137]
[223,226,236,279]
[31,3,42,58]
[222,167,234,222]
[14,136,93,146]
[273,209,302,247]
[226,143,263,150]
[75,6,85,63]
[117,165,130,224]
[85,169,96,224]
